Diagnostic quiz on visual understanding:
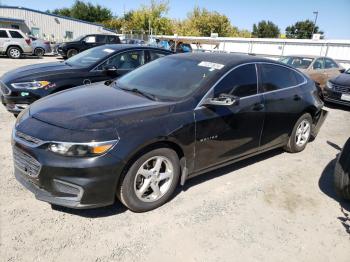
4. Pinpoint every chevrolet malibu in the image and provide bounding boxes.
[13,53,327,212]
